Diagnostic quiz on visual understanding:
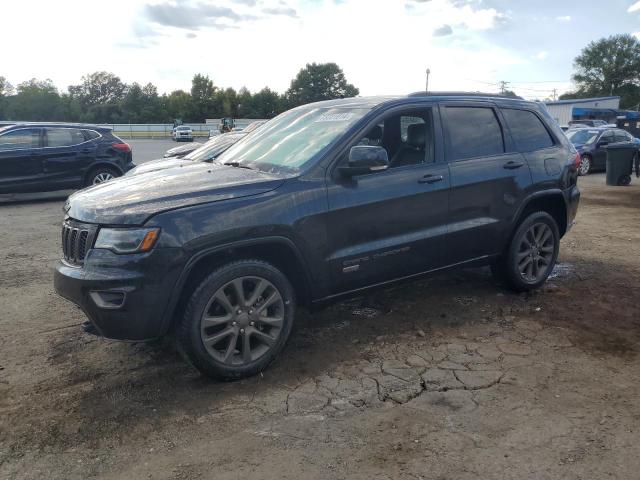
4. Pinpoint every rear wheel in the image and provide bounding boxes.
[177,260,295,379]
[85,166,120,187]
[578,155,592,176]
[492,212,559,292]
